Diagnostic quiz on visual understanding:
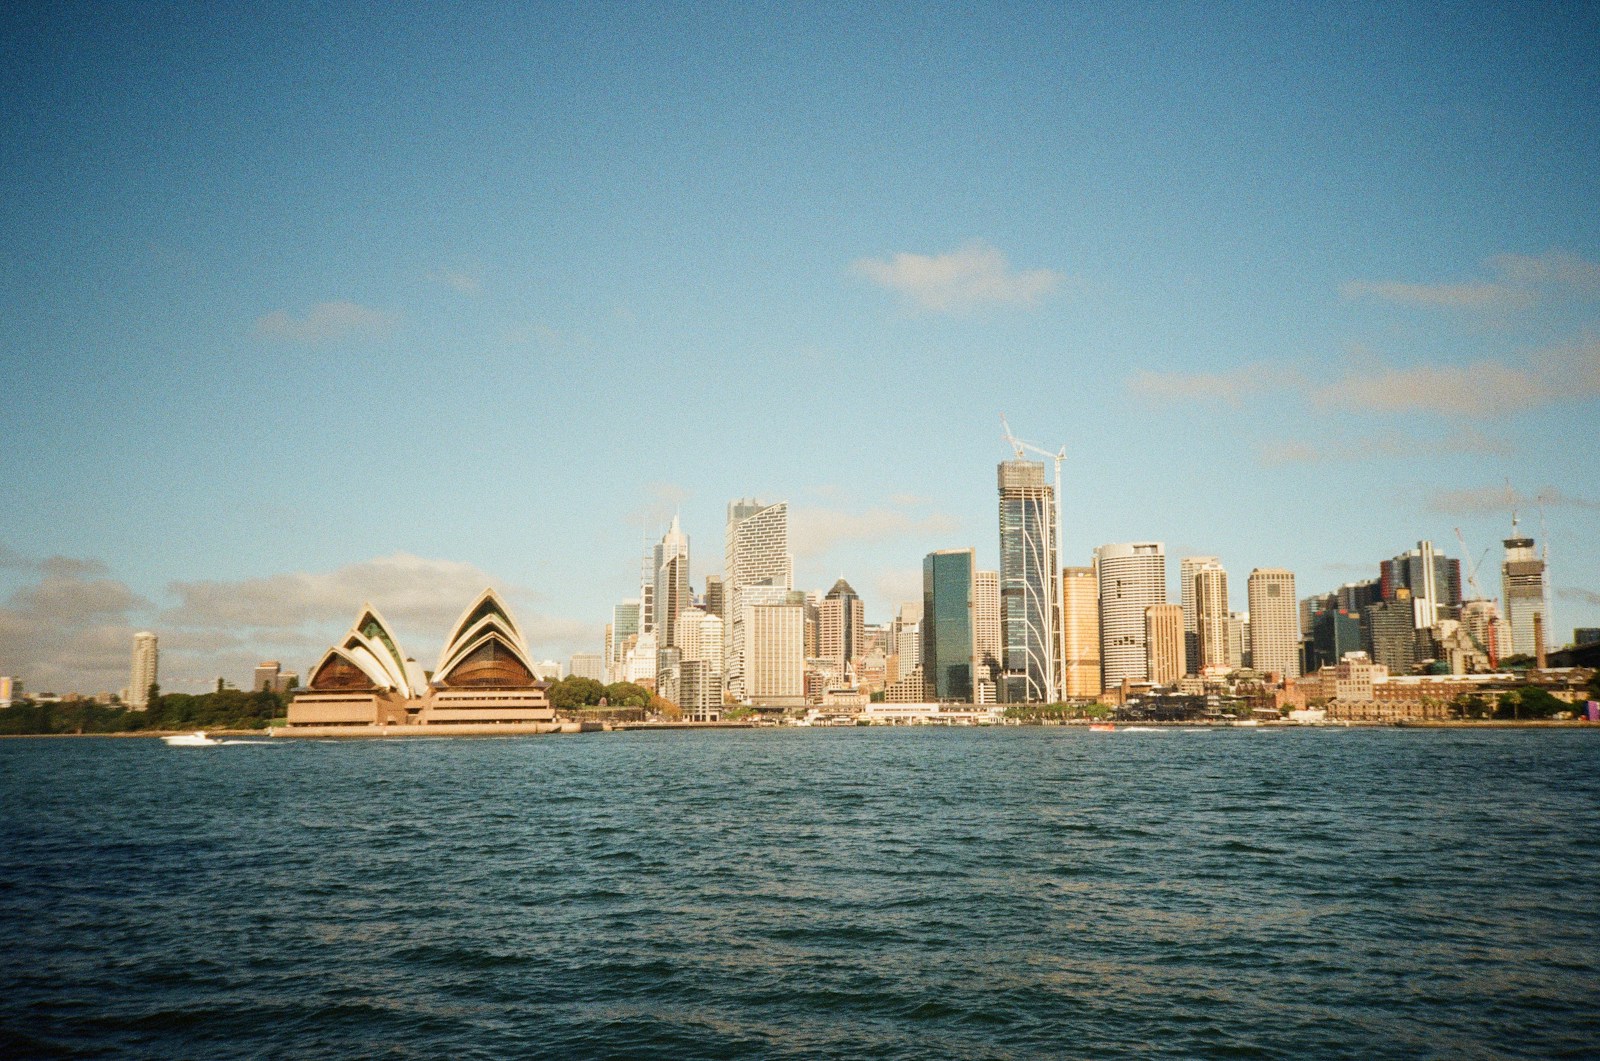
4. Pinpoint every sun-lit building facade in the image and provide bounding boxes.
[287,589,554,728]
